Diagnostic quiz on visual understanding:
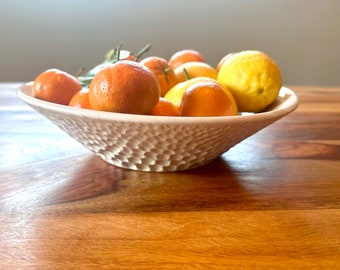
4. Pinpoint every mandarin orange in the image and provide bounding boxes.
[174,61,218,83]
[150,97,179,116]
[69,88,92,109]
[88,61,160,114]
[179,81,238,116]
[140,56,178,97]
[164,77,217,109]
[169,49,205,70]
[33,68,81,105]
